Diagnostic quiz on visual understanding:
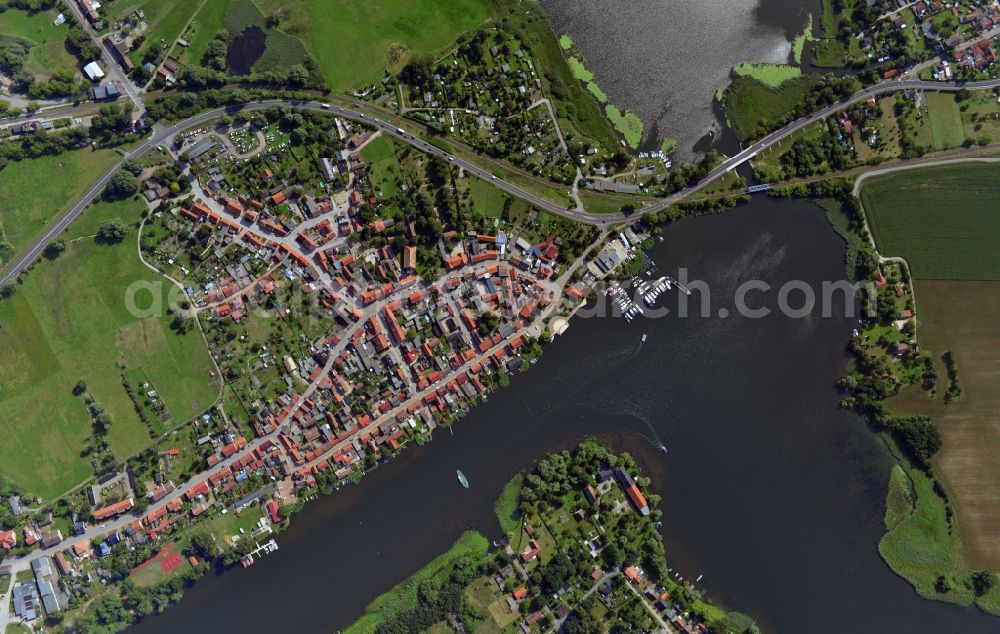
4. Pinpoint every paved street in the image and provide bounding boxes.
[5,74,1000,286]
[60,0,145,117]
